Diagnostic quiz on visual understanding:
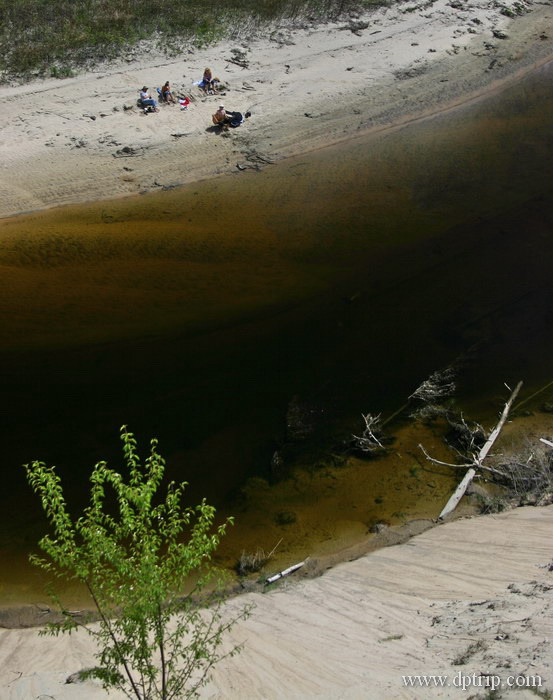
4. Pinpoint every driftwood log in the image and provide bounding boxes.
[421,381,522,520]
